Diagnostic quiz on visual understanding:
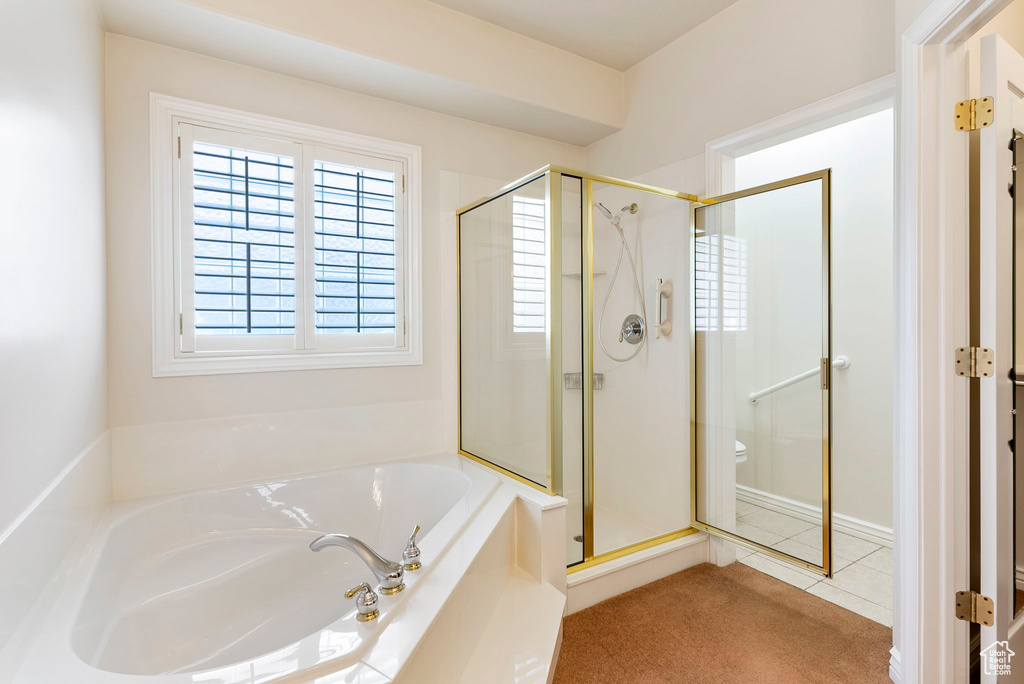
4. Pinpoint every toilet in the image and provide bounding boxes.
[735,440,747,464]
